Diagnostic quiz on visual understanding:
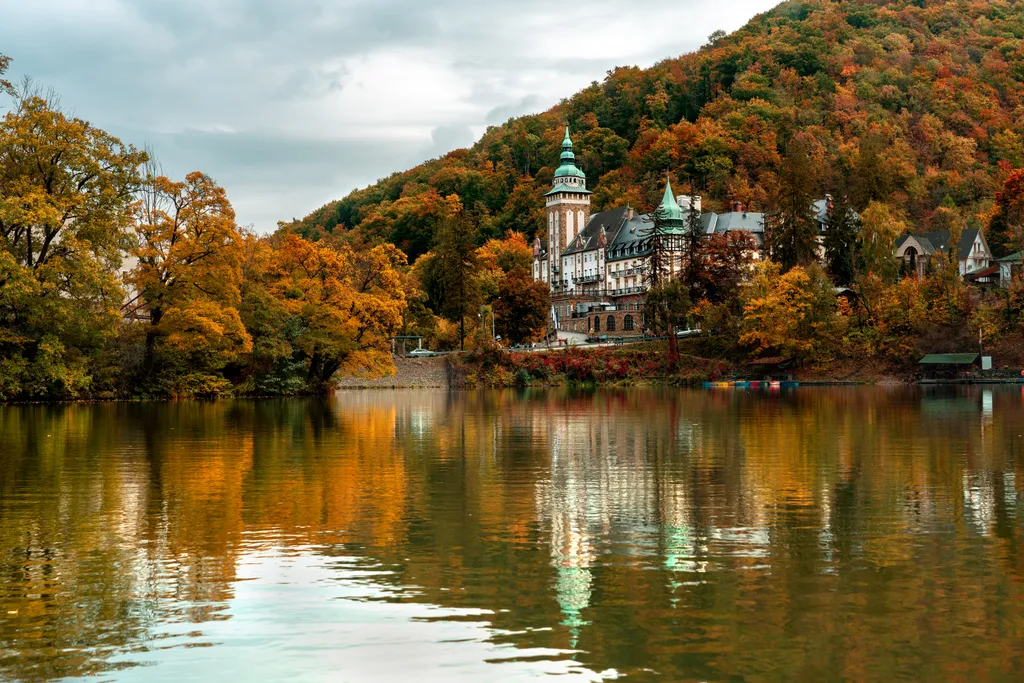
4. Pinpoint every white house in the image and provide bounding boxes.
[895,229,994,280]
